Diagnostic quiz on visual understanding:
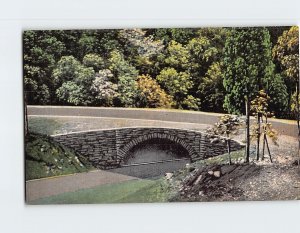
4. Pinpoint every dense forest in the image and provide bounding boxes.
[23,27,299,118]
